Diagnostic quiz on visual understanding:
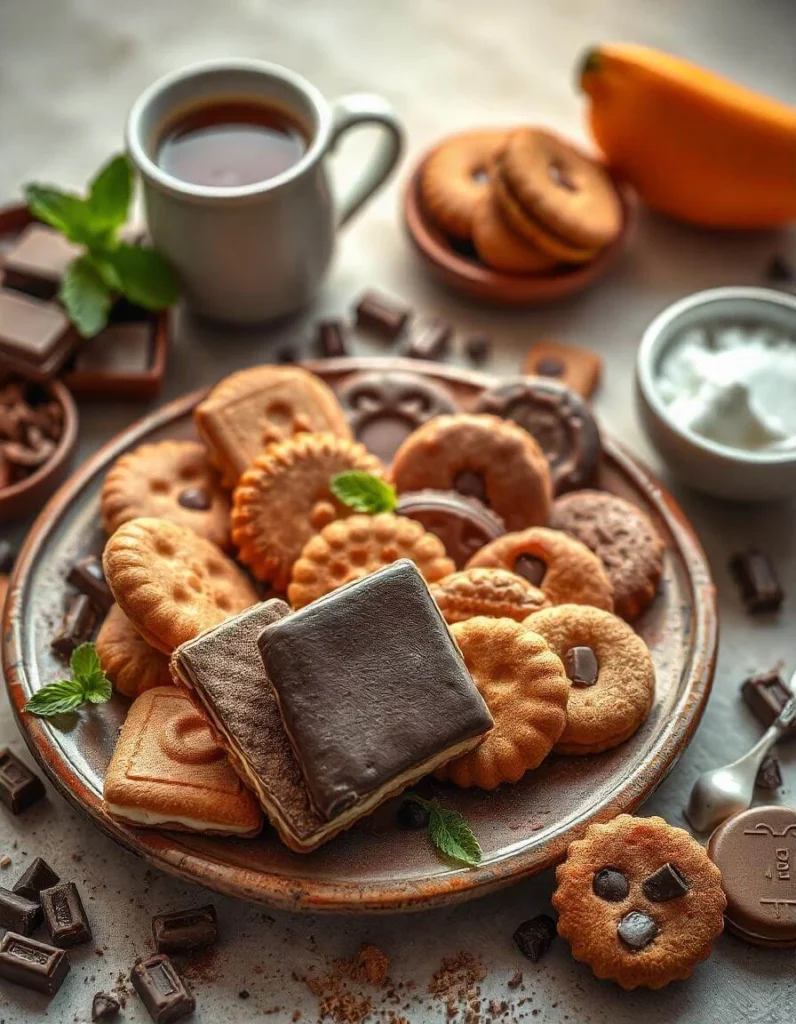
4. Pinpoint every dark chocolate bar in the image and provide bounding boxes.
[0,748,45,814]
[67,557,113,613]
[2,225,79,300]
[317,319,347,358]
[0,886,42,935]
[405,318,452,361]
[13,856,60,903]
[354,290,409,339]
[729,549,784,613]
[40,881,92,947]
[0,931,70,996]
[0,288,76,381]
[51,594,98,659]
[131,954,195,1023]
[740,670,794,729]
[152,904,218,954]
